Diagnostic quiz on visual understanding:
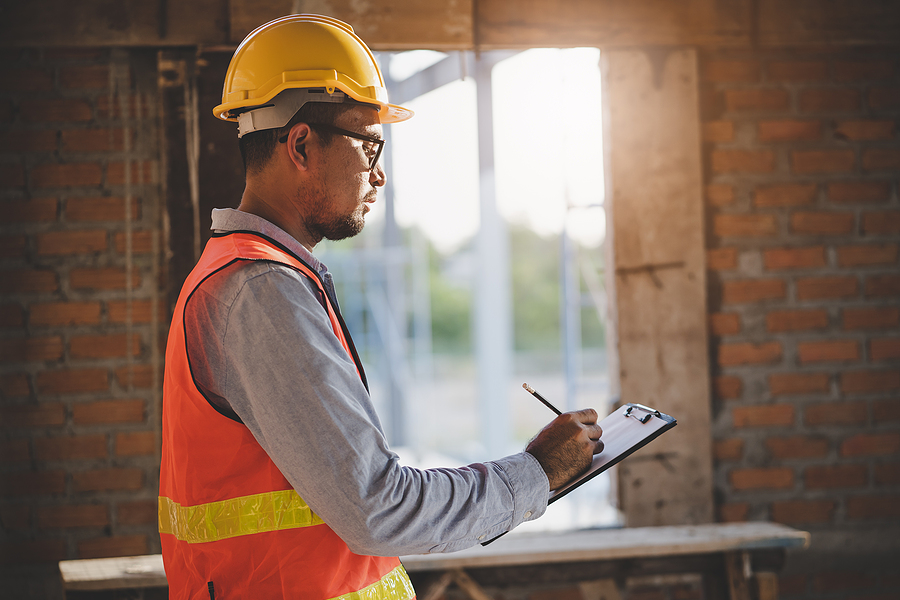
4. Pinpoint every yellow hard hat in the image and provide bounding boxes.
[214,14,413,137]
